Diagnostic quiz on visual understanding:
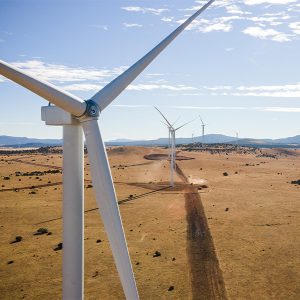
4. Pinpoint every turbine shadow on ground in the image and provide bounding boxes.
[175,164,228,300]
[33,184,172,225]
